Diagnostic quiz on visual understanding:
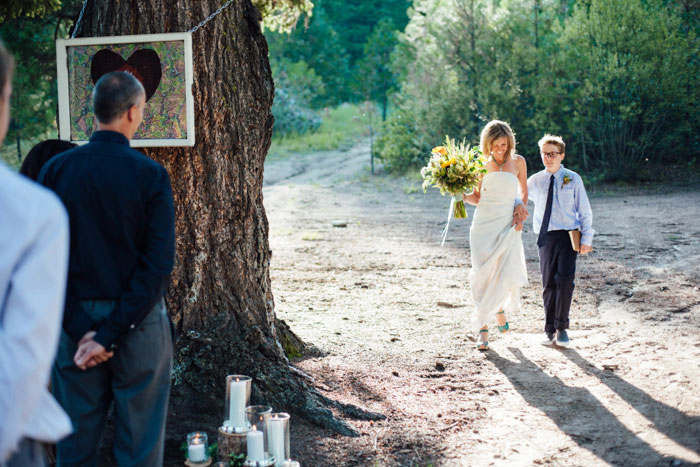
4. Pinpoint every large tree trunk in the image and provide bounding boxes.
[75,0,382,451]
